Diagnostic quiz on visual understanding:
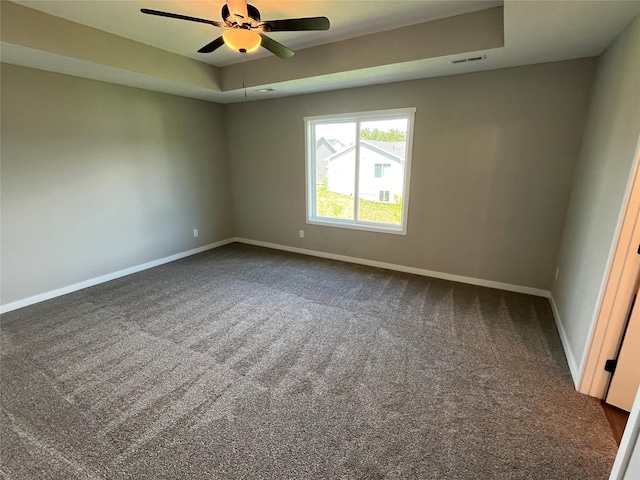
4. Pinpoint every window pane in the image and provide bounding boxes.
[314,122,356,220]
[357,119,408,225]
